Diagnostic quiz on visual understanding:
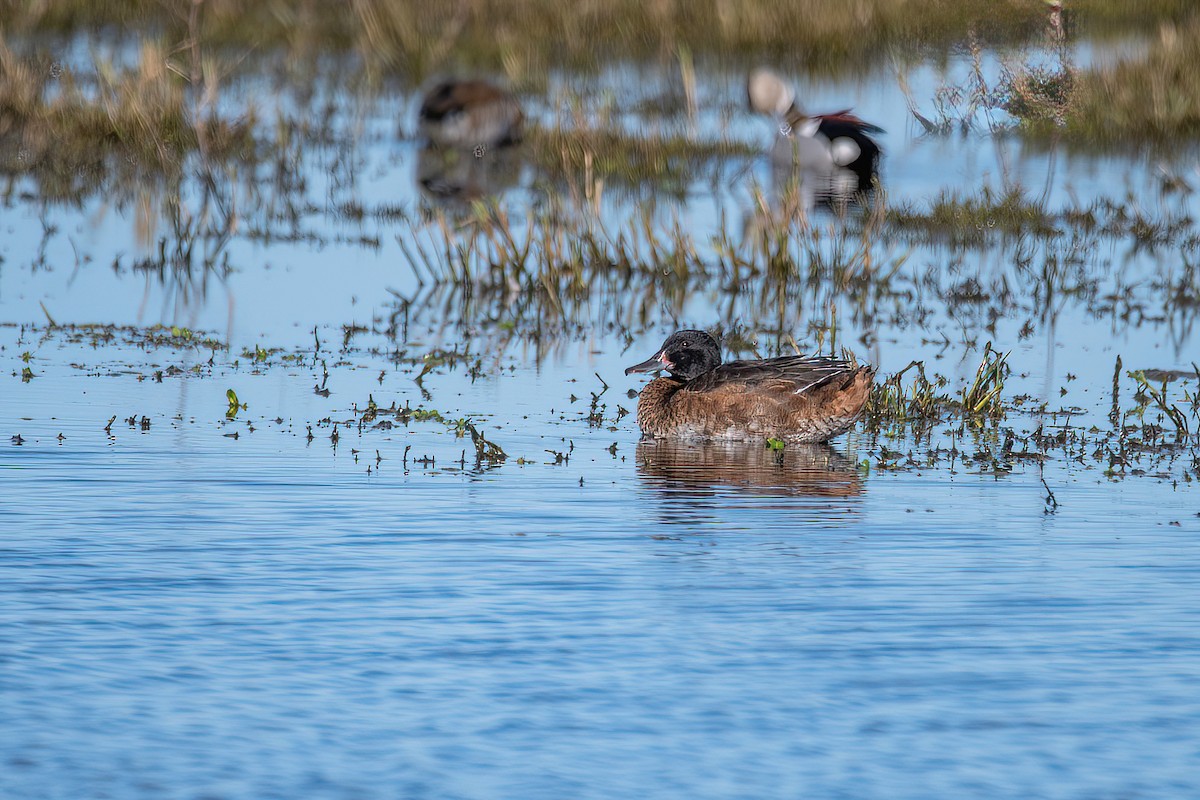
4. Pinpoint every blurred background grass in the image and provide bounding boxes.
[2,0,1196,79]
[2,0,1199,185]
